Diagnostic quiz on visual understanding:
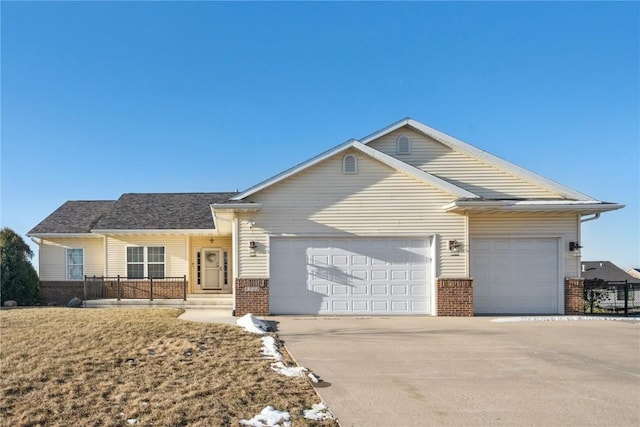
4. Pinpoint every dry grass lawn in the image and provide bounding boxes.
[0,308,337,426]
